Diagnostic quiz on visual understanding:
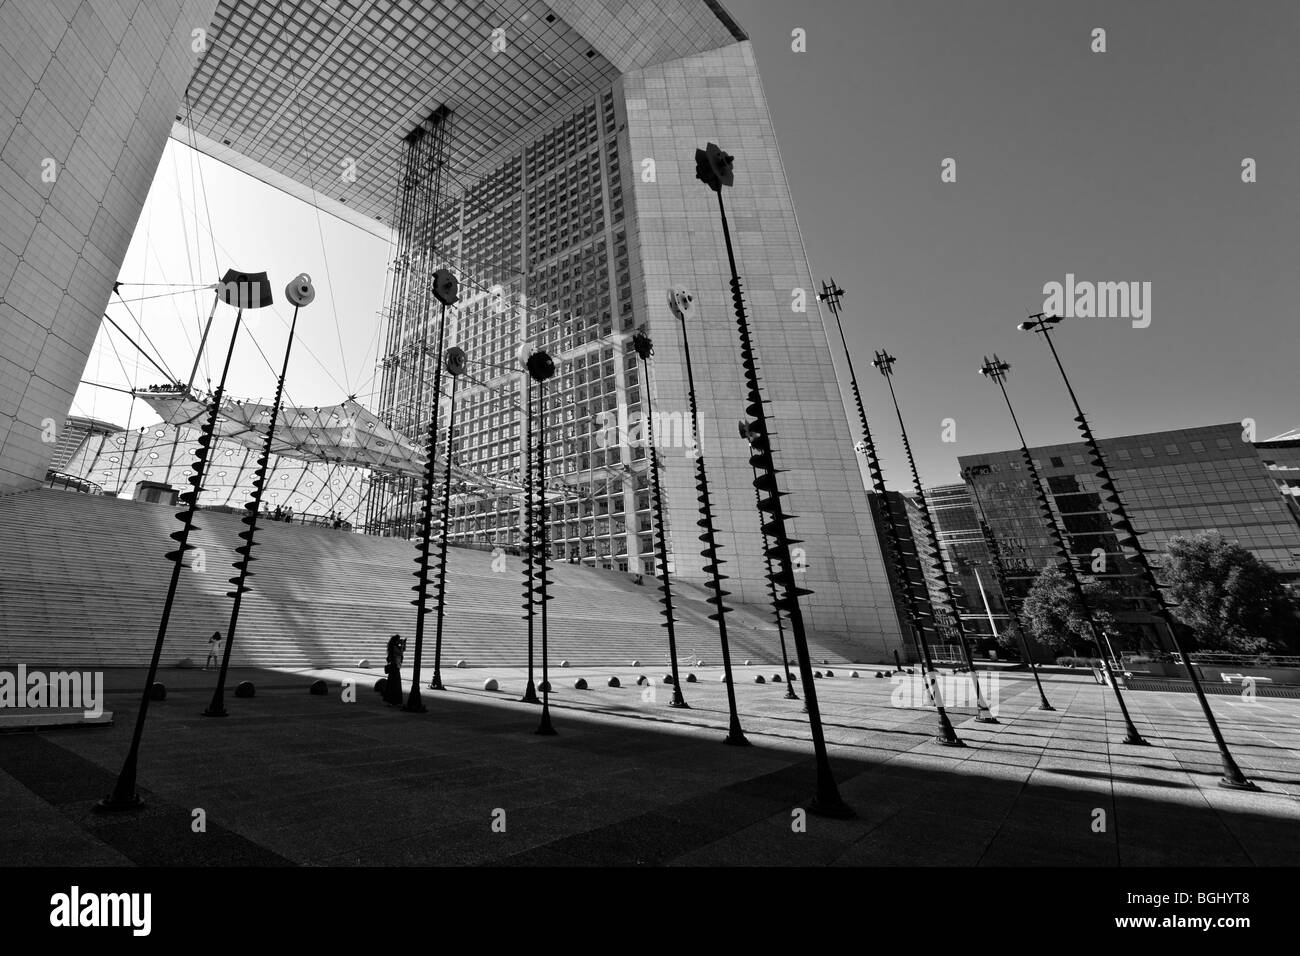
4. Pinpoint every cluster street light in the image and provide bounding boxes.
[873,349,998,724]
[819,280,958,742]
[695,141,852,817]
[1017,315,1255,789]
